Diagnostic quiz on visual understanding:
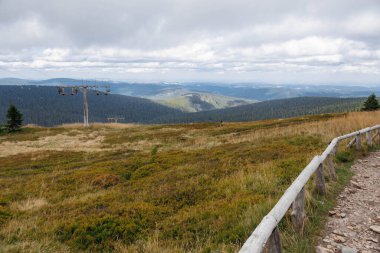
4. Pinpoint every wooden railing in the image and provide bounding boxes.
[239,125,380,253]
